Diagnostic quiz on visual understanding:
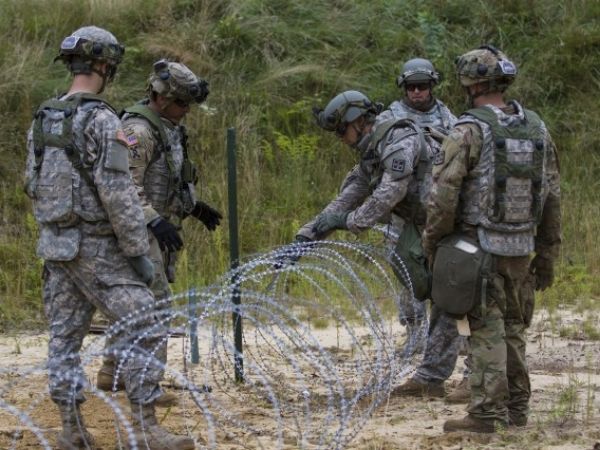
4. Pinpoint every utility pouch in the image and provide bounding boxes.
[181,159,198,185]
[392,222,431,301]
[431,234,492,316]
